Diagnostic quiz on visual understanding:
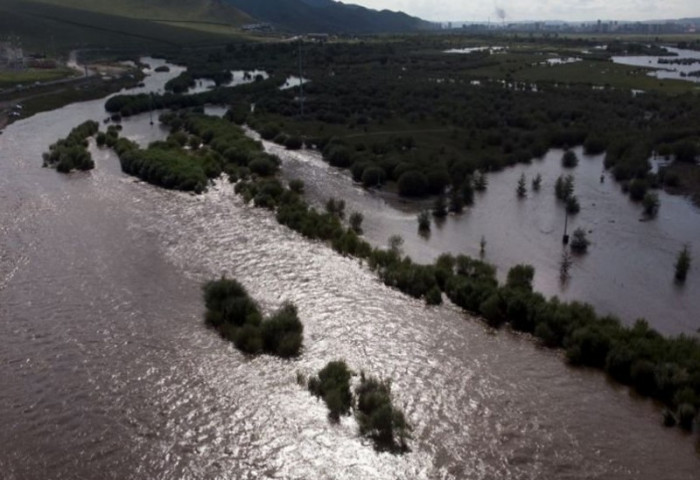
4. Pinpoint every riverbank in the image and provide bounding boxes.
[0,65,143,130]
